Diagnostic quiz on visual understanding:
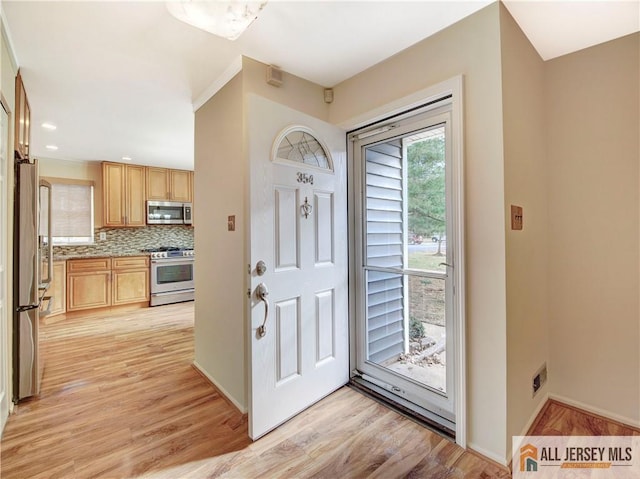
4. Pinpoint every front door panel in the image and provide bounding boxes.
[248,95,348,439]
